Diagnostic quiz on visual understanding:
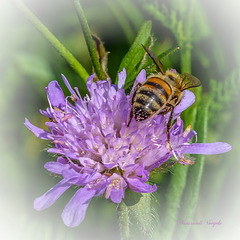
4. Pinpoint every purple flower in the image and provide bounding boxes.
[25,69,231,227]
